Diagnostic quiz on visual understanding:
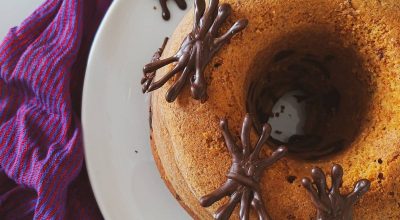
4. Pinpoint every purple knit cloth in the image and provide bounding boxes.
[0,0,112,219]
